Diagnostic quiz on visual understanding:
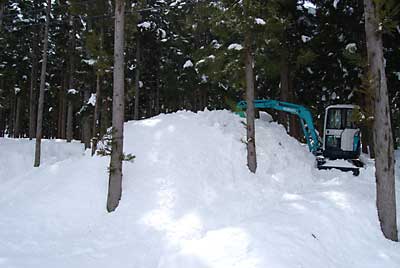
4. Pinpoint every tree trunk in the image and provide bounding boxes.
[60,74,67,139]
[29,42,39,139]
[244,33,257,173]
[279,56,289,128]
[8,94,15,137]
[14,94,22,138]
[82,89,91,149]
[364,0,398,241]
[107,0,125,212]
[155,76,160,115]
[66,16,76,143]
[66,100,73,142]
[100,95,110,137]
[361,125,369,154]
[34,0,51,167]
[0,2,4,30]
[57,83,63,138]
[92,73,101,155]
[0,108,4,137]
[134,36,141,120]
